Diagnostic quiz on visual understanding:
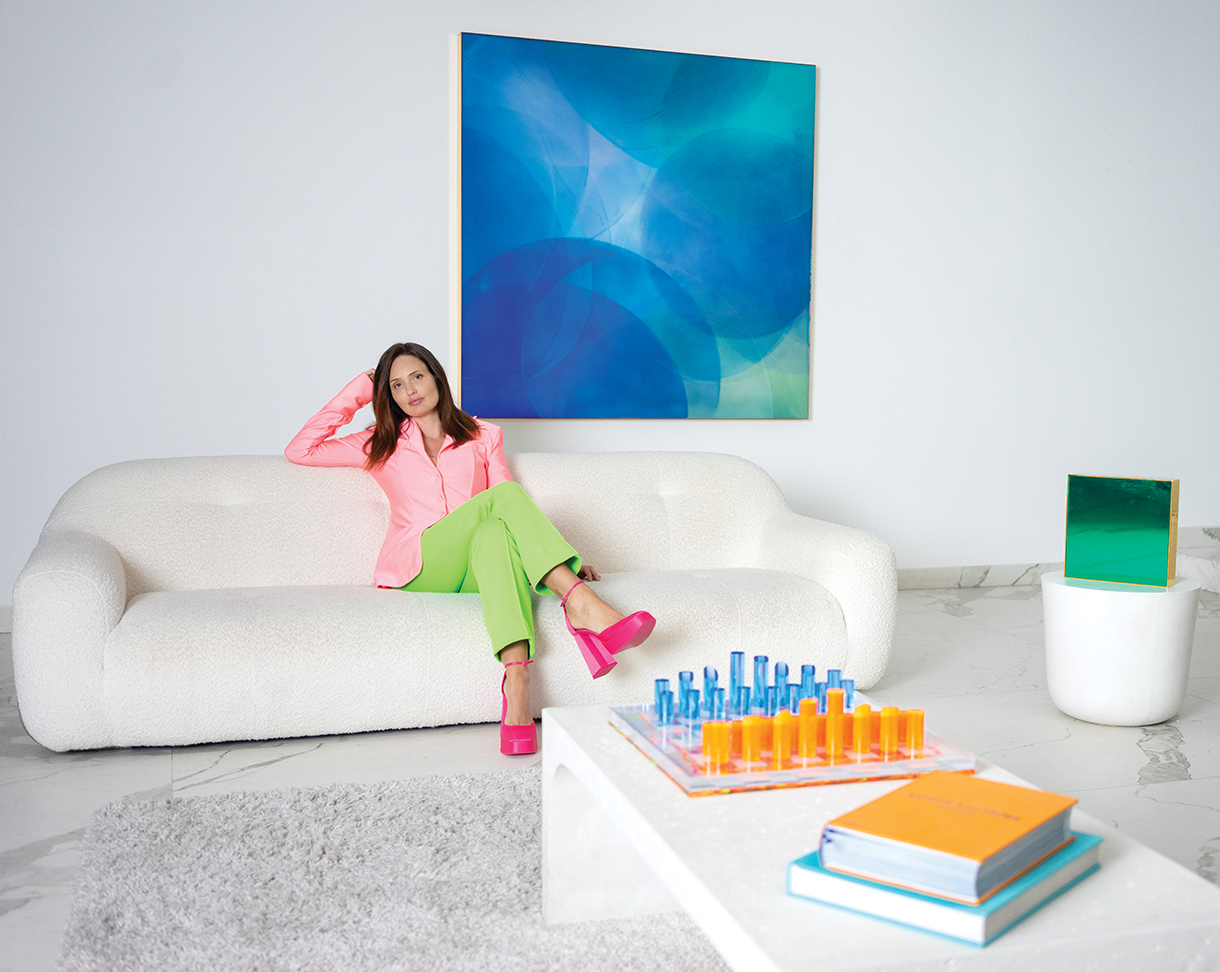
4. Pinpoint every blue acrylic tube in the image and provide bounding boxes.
[686,689,701,722]
[815,681,827,713]
[654,678,670,715]
[679,671,694,711]
[827,669,842,690]
[842,678,855,709]
[713,687,727,722]
[703,667,719,715]
[753,656,769,708]
[659,690,674,725]
[738,685,753,717]
[801,664,817,700]
[774,661,789,700]
[730,651,745,702]
[766,685,779,717]
[788,684,801,714]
